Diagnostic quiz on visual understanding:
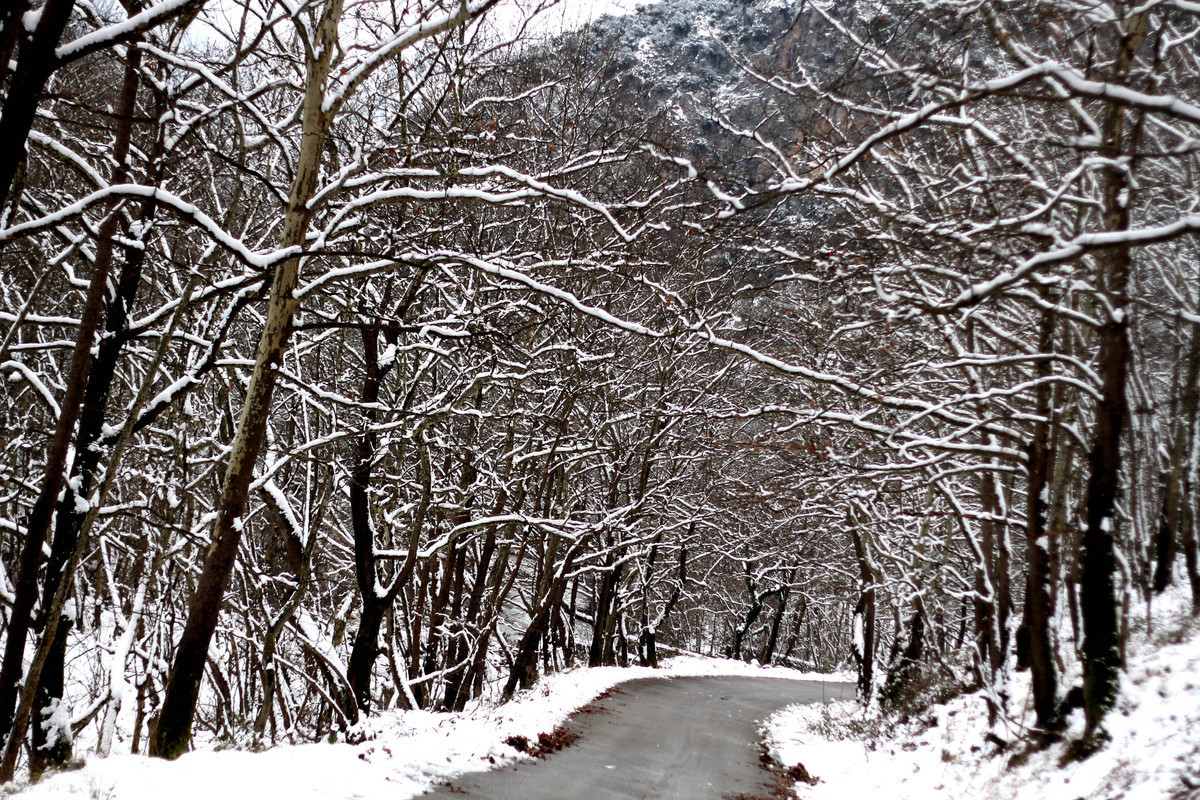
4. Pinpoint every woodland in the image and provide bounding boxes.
[0,0,1198,784]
